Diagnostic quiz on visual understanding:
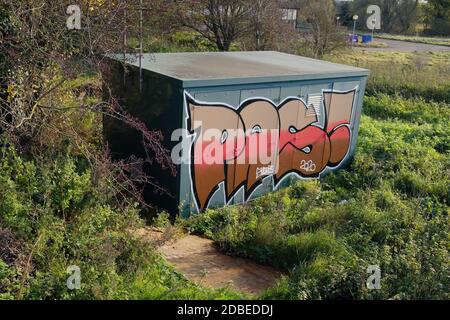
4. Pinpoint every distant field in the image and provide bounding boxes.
[375,34,450,47]
[325,51,450,102]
